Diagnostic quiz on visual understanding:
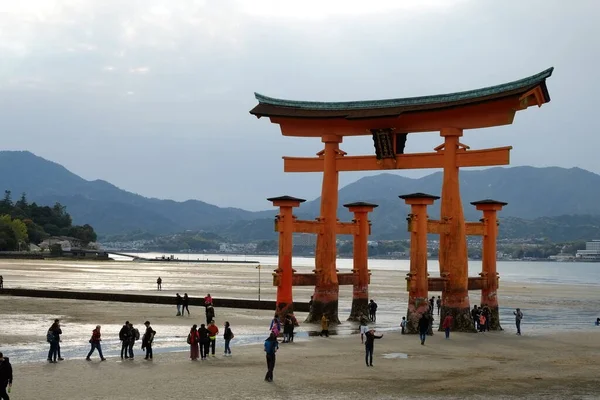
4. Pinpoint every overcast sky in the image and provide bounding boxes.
[0,0,598,210]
